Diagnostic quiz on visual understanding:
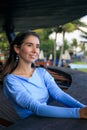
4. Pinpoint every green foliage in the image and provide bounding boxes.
[71,38,78,47]
[56,50,60,59]
[0,33,8,51]
[34,28,52,40]
[80,43,85,52]
[40,39,54,59]
[34,28,54,59]
[63,23,75,32]
[72,19,87,27]
[84,51,87,56]
[57,26,63,33]
[64,39,69,50]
